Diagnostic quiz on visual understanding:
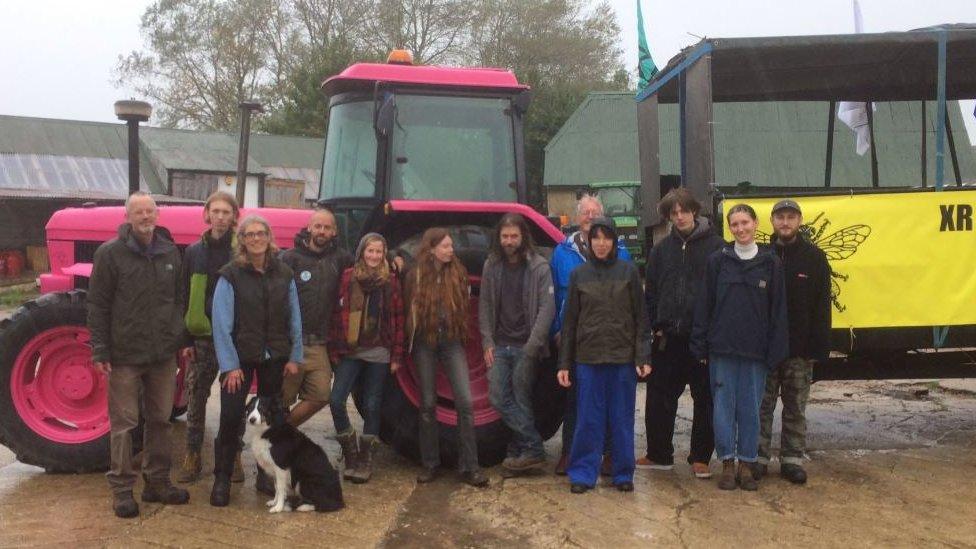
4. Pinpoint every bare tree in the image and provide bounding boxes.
[359,0,474,65]
[116,0,277,130]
